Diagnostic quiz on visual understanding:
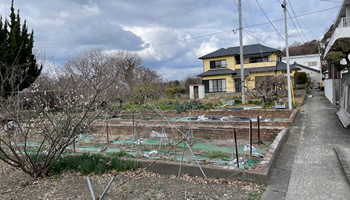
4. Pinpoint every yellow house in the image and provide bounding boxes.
[197,44,299,93]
